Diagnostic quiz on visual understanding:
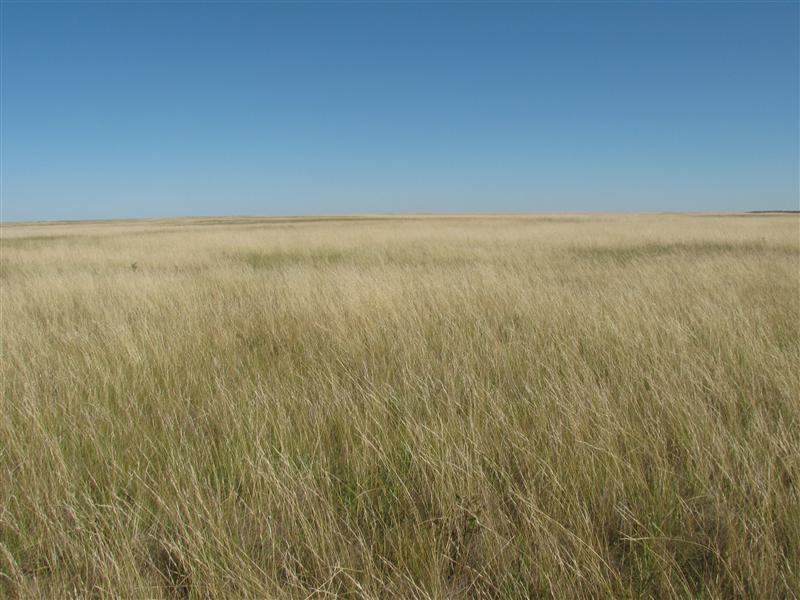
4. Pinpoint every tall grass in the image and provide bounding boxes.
[1,214,798,598]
